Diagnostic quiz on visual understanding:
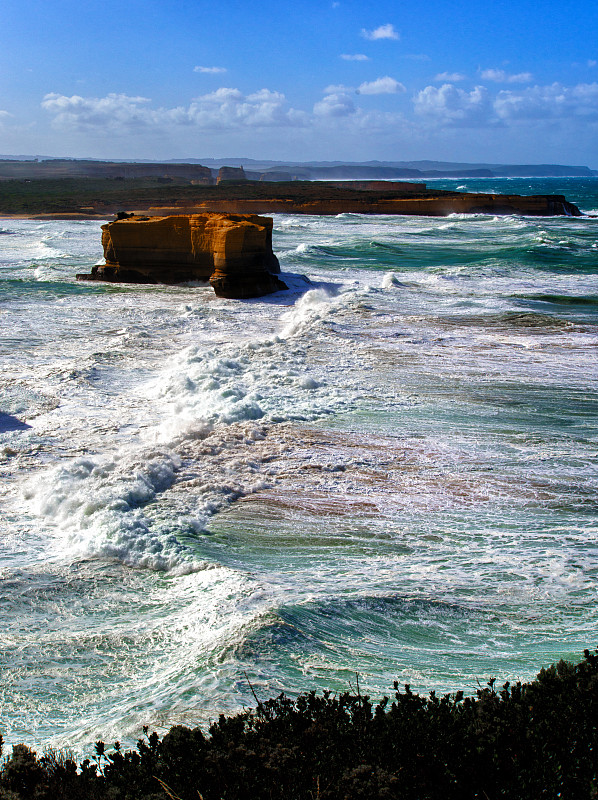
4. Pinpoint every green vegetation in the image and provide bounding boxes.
[0,178,446,215]
[0,177,193,214]
[1,649,597,799]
